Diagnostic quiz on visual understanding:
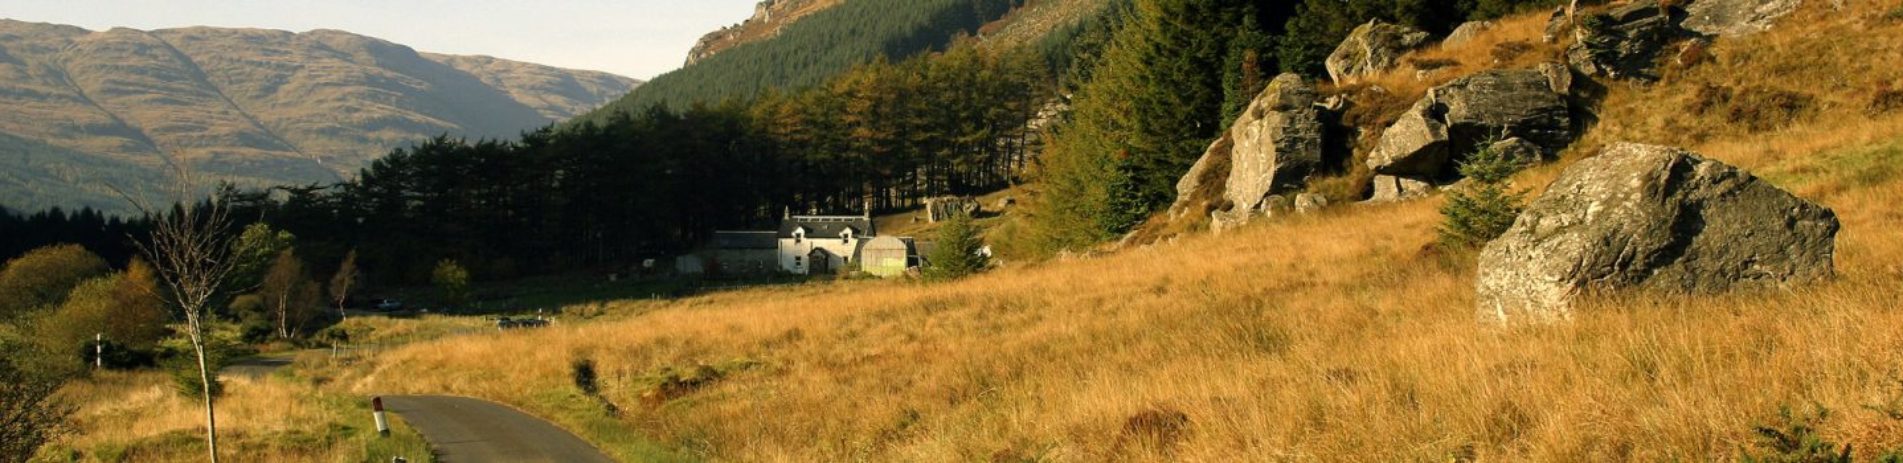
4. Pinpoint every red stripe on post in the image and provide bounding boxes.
[373,397,384,412]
